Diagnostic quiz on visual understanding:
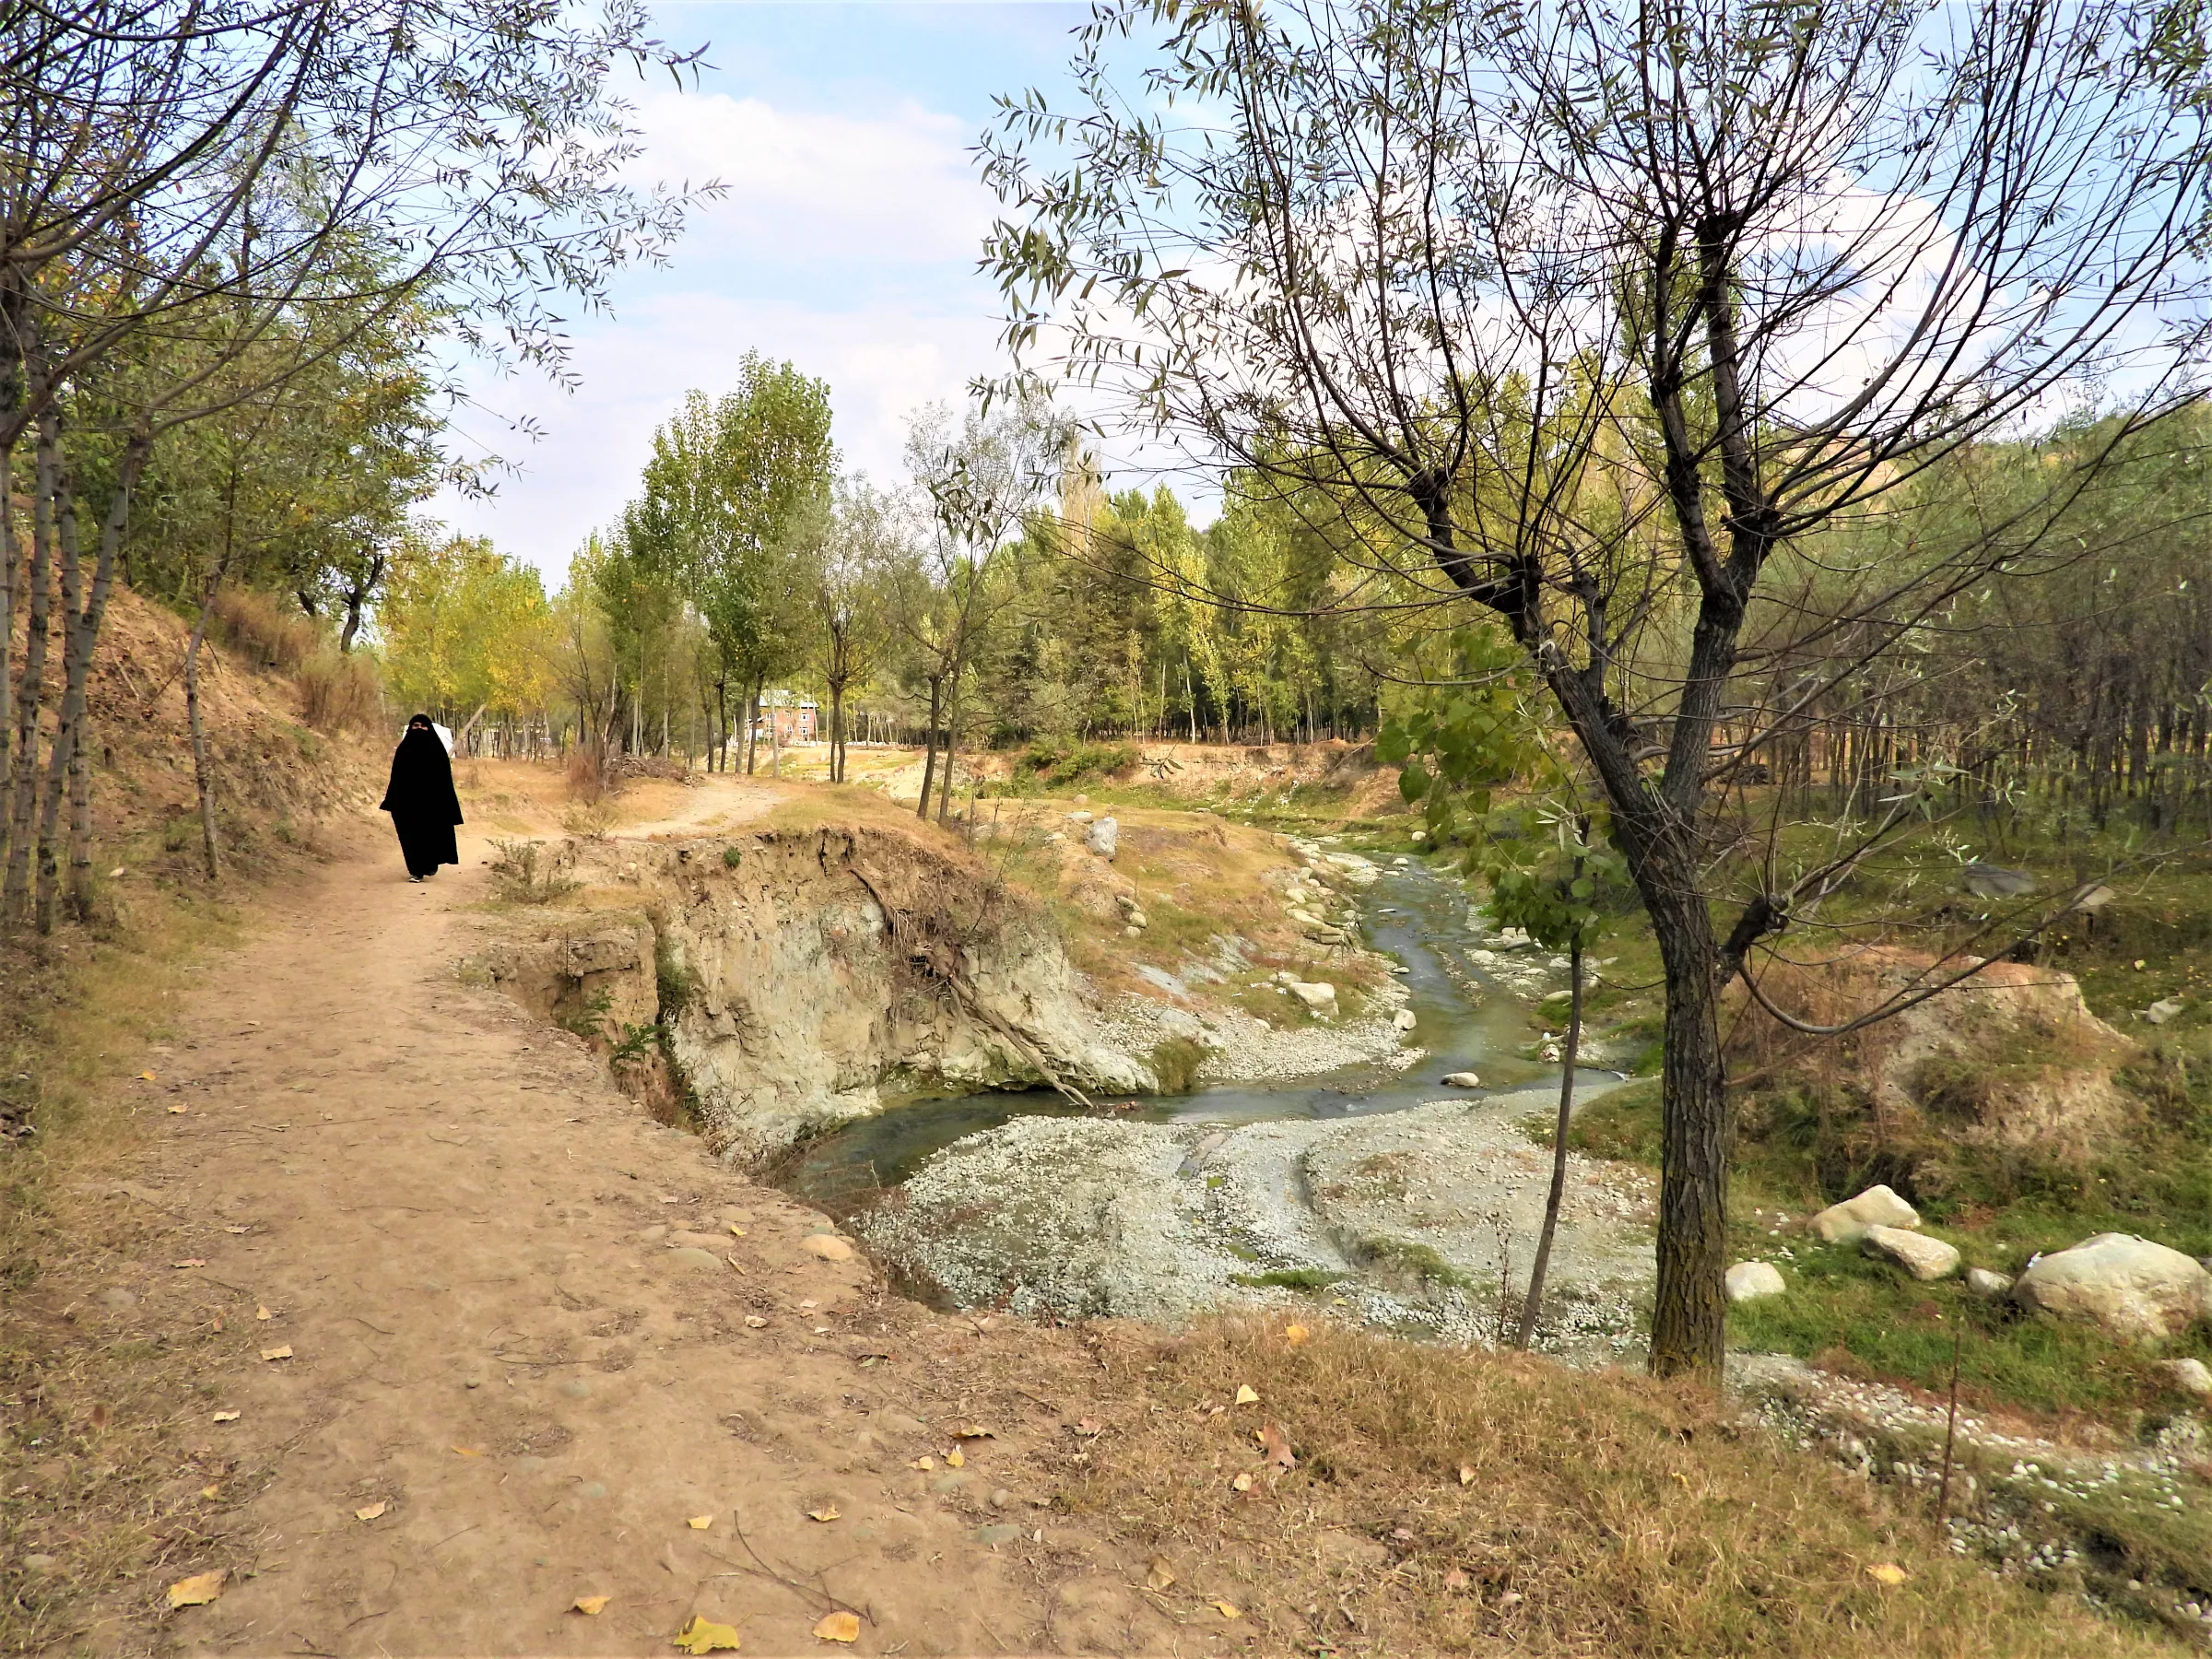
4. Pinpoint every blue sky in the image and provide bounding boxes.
[435,4,1090,583]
